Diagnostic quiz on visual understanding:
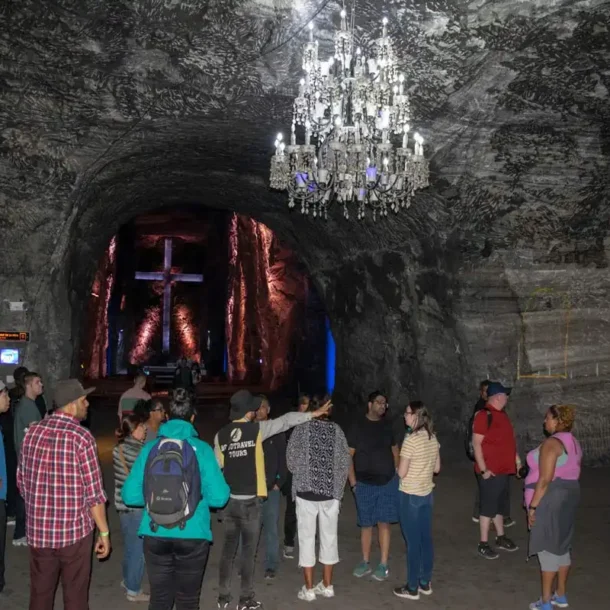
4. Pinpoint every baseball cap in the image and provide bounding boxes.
[53,379,96,409]
[230,389,262,420]
[487,382,512,398]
